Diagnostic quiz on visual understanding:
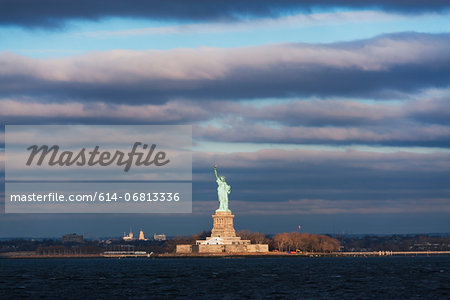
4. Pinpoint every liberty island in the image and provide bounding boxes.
[176,165,268,254]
